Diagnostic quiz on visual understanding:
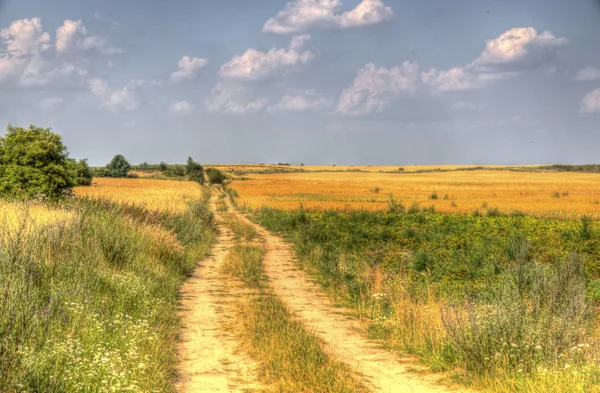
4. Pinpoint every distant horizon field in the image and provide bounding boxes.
[229,169,600,219]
